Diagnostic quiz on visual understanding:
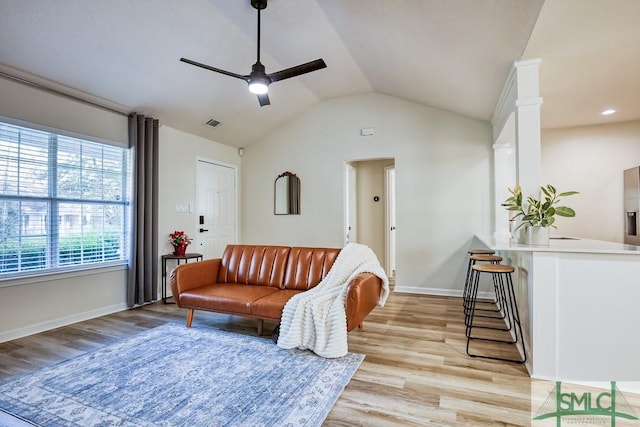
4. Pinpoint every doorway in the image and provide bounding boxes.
[344,159,396,276]
[195,159,237,259]
[344,163,357,245]
[385,165,396,279]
